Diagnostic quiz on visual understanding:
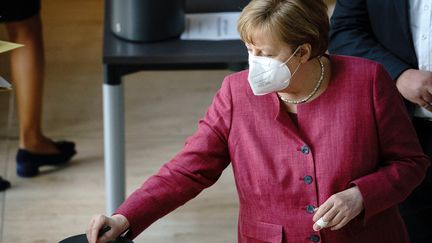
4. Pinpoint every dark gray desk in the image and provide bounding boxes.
[103,2,247,214]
